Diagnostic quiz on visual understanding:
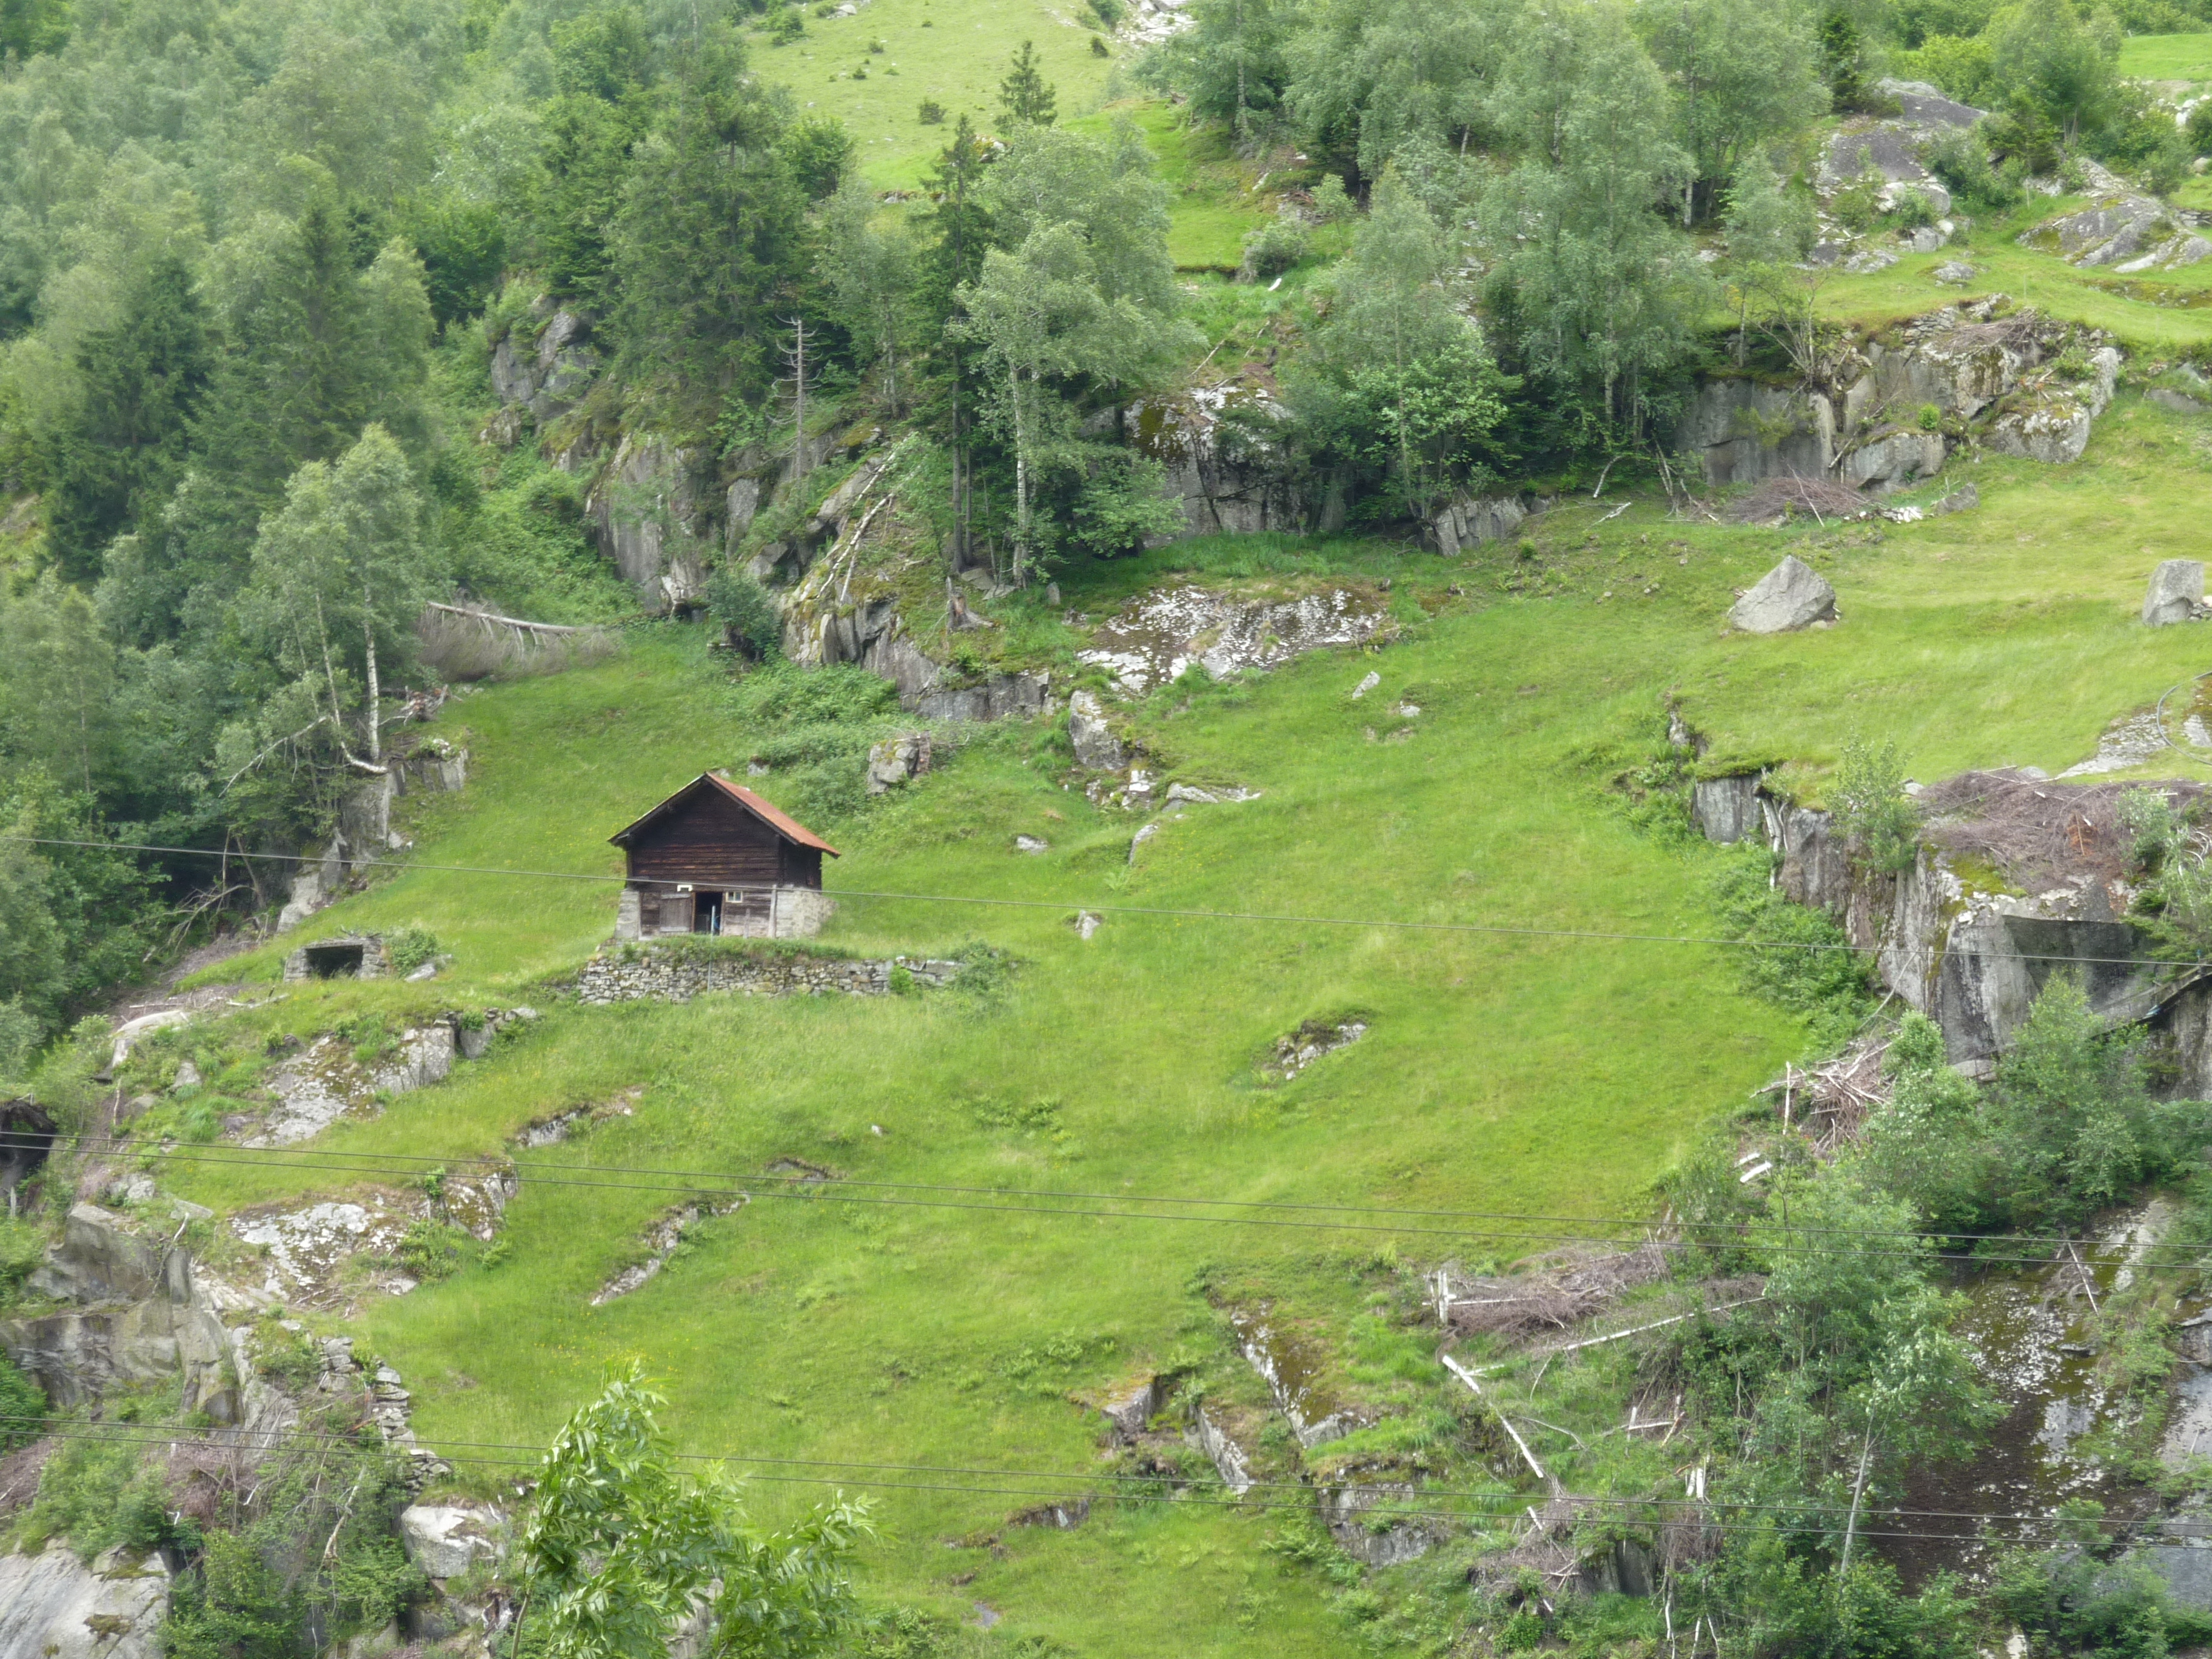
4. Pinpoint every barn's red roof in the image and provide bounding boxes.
[608,773,841,857]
